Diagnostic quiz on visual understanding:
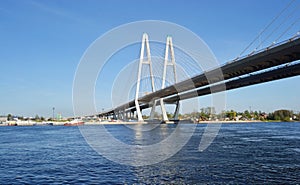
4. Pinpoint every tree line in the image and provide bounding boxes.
[146,107,299,122]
